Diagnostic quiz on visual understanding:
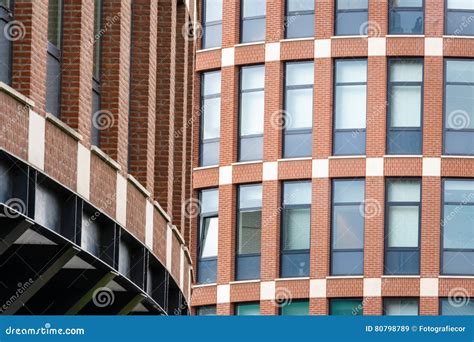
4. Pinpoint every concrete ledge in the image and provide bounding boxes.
[127,174,151,198]
[0,81,35,107]
[91,145,121,171]
[46,113,83,141]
